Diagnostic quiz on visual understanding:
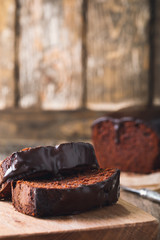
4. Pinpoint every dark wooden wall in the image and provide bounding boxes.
[0,0,160,154]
